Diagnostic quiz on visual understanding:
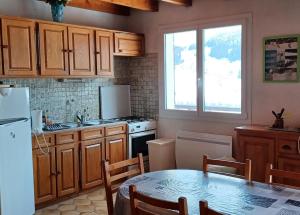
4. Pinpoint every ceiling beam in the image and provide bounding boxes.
[100,0,159,11]
[161,0,192,6]
[68,0,130,16]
